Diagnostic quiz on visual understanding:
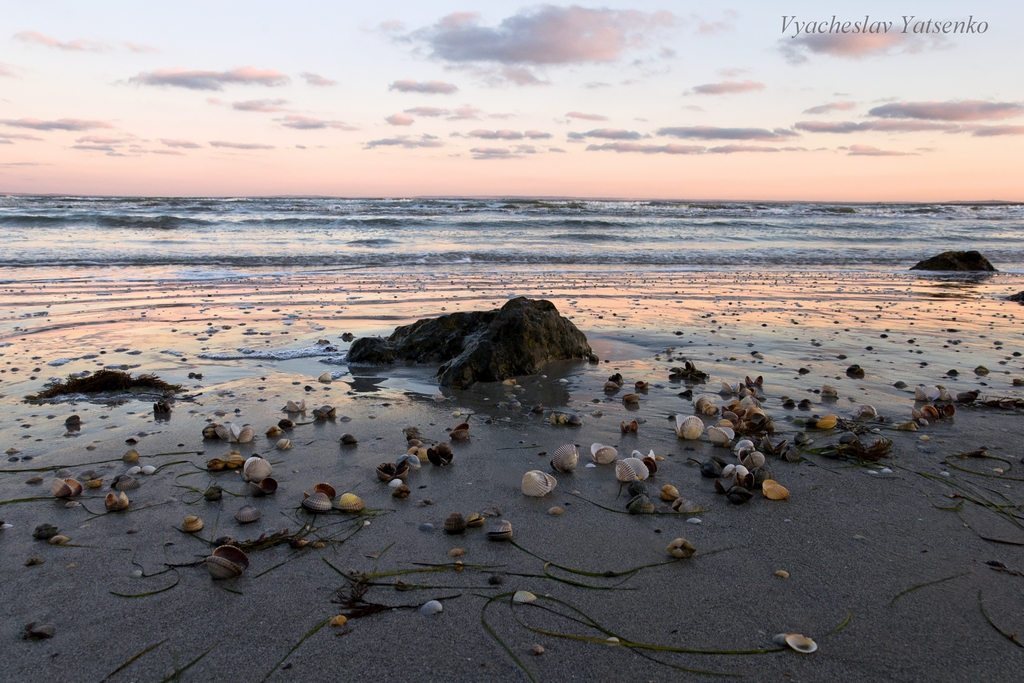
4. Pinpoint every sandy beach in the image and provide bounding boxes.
[0,266,1023,681]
